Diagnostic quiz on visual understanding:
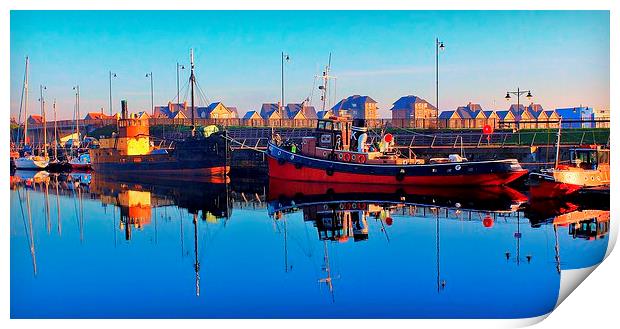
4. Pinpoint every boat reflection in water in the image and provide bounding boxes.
[10,173,609,319]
